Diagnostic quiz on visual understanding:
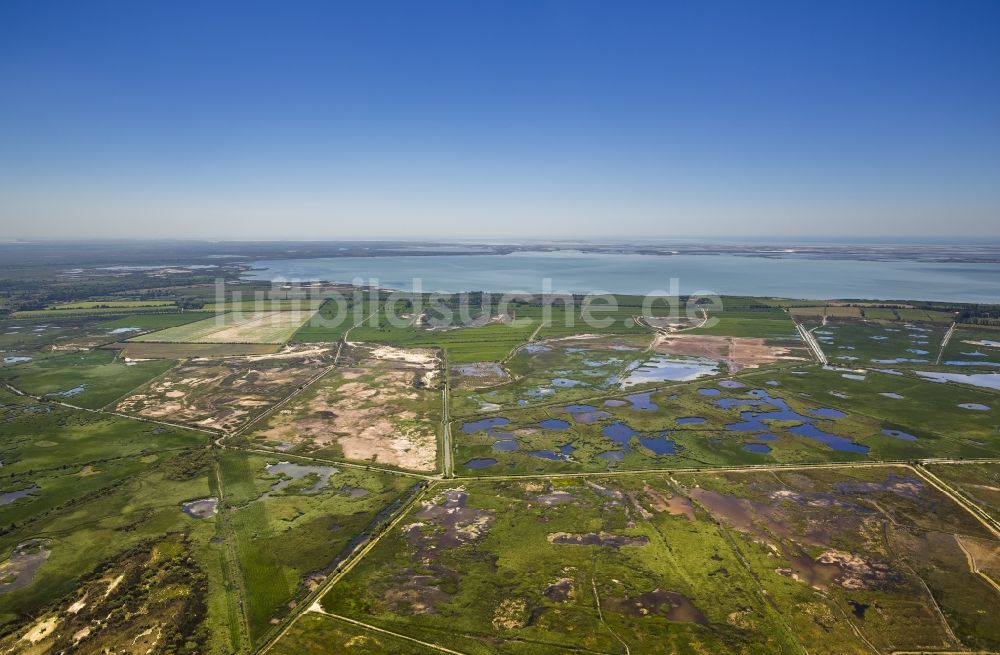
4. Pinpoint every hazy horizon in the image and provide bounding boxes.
[2,1,999,239]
